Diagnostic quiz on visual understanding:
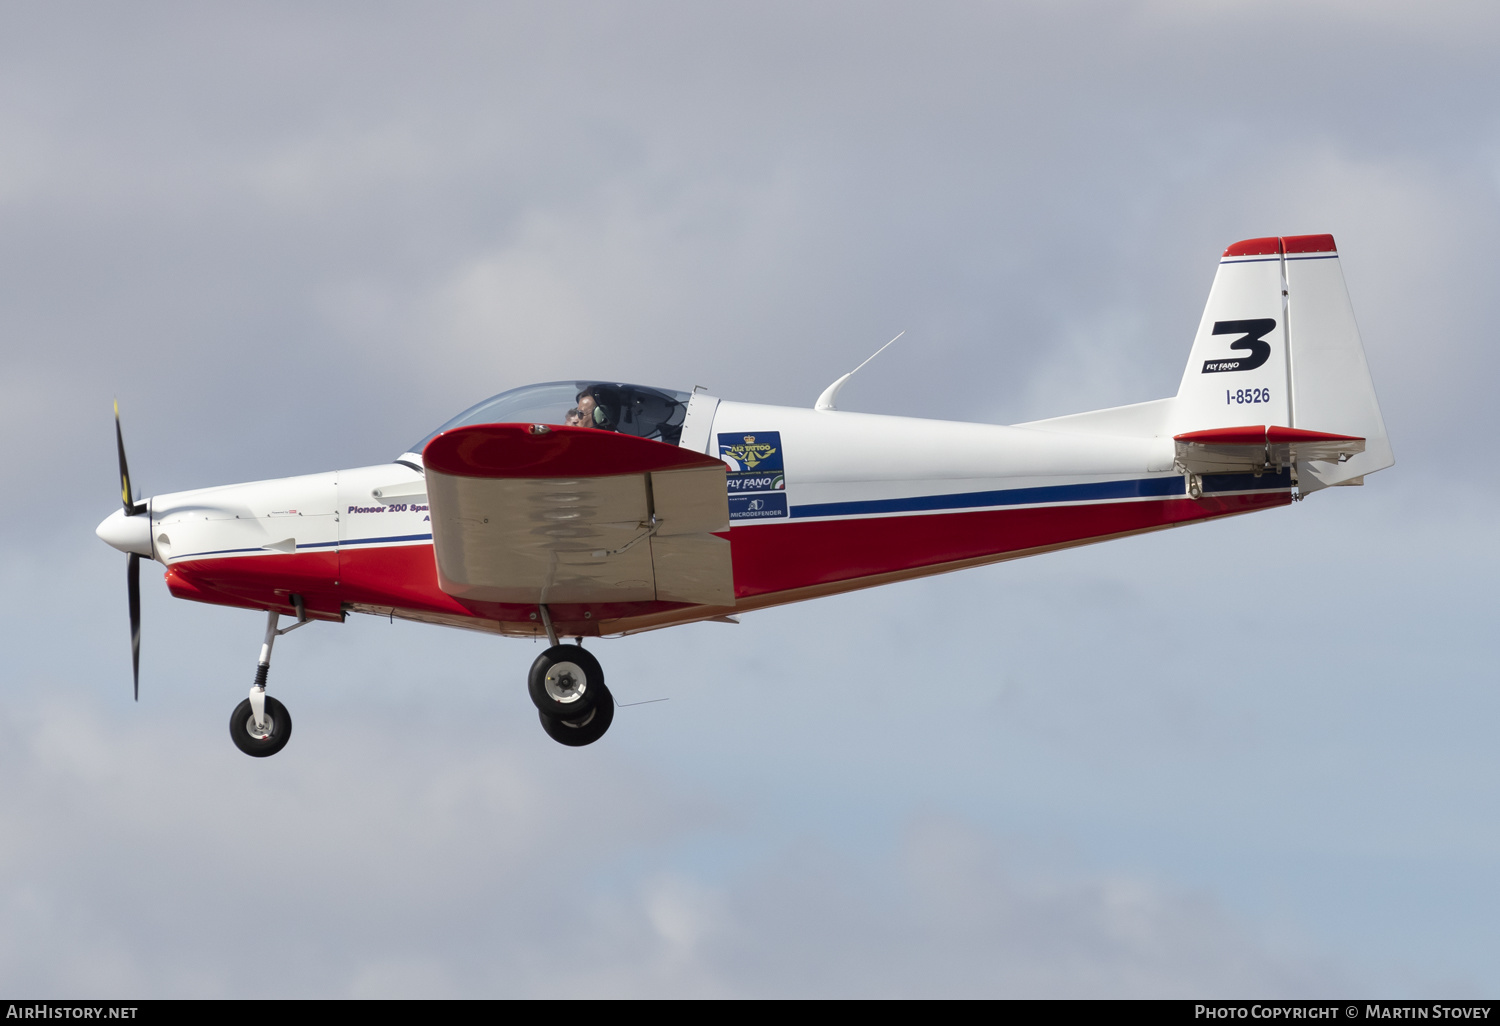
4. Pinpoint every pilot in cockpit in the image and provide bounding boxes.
[574,388,611,430]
